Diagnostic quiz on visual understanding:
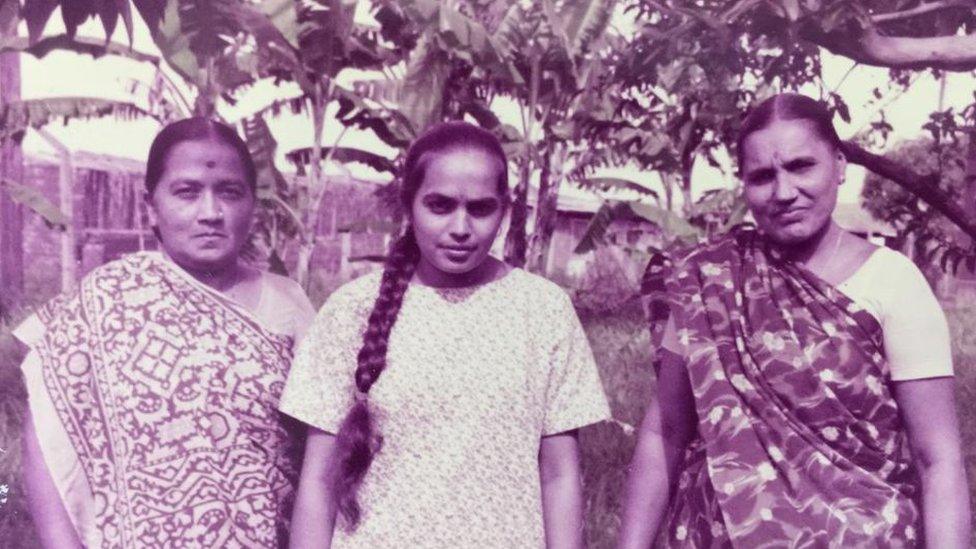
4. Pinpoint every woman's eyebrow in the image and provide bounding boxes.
[466,197,499,207]
[782,156,816,168]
